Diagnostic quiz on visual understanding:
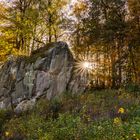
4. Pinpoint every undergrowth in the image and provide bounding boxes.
[0,88,140,140]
